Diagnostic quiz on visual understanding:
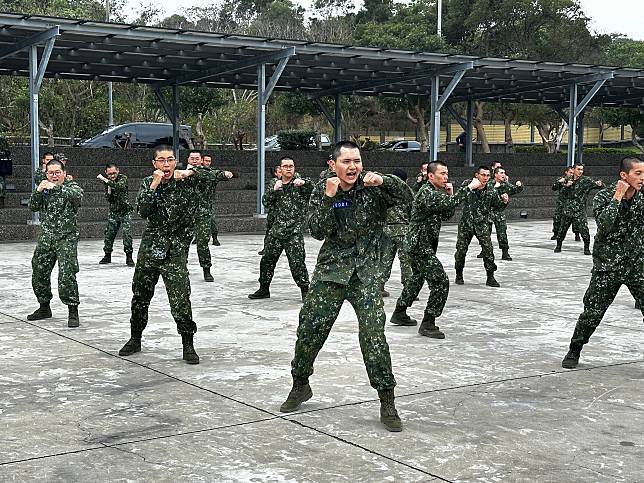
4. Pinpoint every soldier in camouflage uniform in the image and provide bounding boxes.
[187,150,233,282]
[34,152,54,185]
[97,163,135,266]
[118,146,229,365]
[454,166,505,287]
[258,164,282,256]
[551,167,580,241]
[411,162,429,192]
[27,158,83,328]
[391,161,476,338]
[562,157,644,369]
[248,156,313,301]
[487,166,524,261]
[554,163,603,255]
[319,154,335,179]
[280,141,411,433]
[202,155,221,246]
[380,168,414,297]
